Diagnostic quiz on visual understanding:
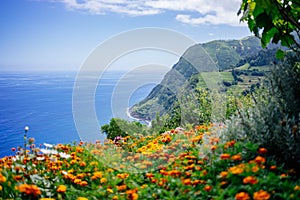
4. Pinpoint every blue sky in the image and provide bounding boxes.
[0,0,251,71]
